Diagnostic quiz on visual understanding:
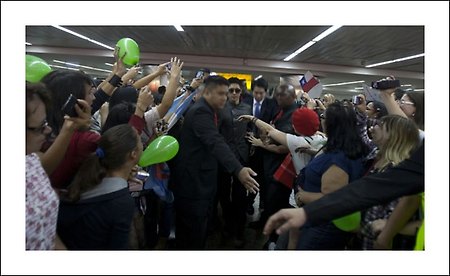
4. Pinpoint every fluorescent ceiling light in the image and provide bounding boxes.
[312,25,342,42]
[354,87,364,90]
[283,25,342,61]
[323,80,365,87]
[284,41,316,61]
[26,42,32,45]
[401,84,412,87]
[254,75,263,80]
[174,25,184,32]
[52,25,115,50]
[50,65,79,71]
[105,62,142,74]
[415,89,424,91]
[365,53,425,68]
[53,59,112,73]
